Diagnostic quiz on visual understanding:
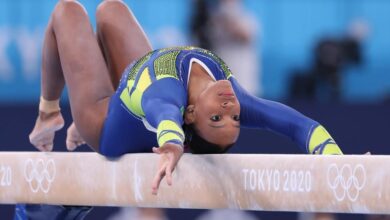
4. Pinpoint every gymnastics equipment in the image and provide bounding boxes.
[0,152,388,214]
